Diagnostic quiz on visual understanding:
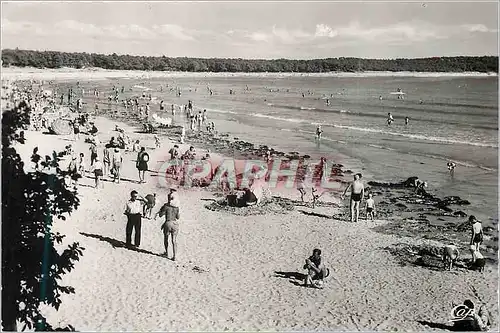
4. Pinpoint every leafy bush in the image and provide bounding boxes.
[2,101,84,331]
